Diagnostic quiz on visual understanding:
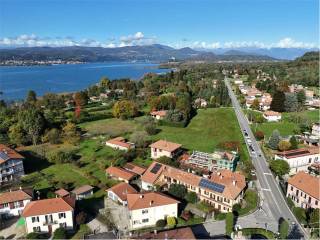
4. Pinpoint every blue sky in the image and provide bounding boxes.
[0,0,319,48]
